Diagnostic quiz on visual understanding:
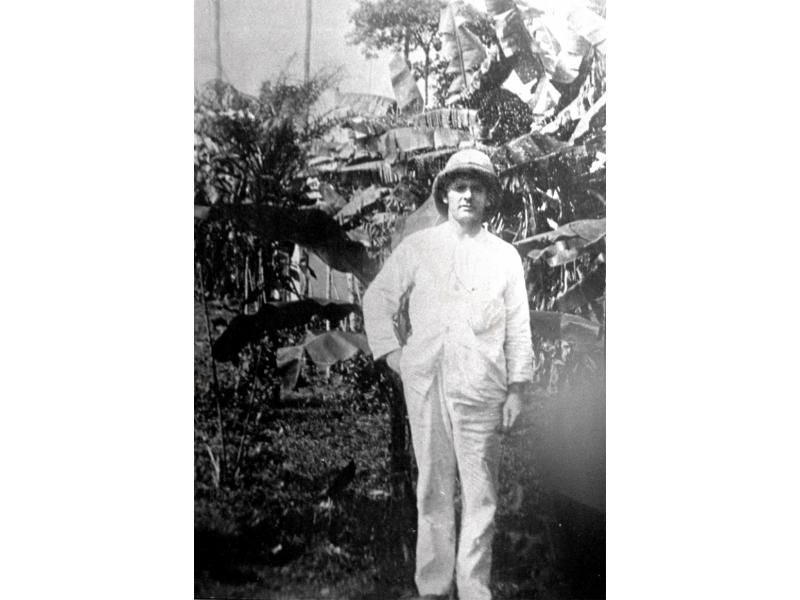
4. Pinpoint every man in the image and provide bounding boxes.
[363,149,534,600]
